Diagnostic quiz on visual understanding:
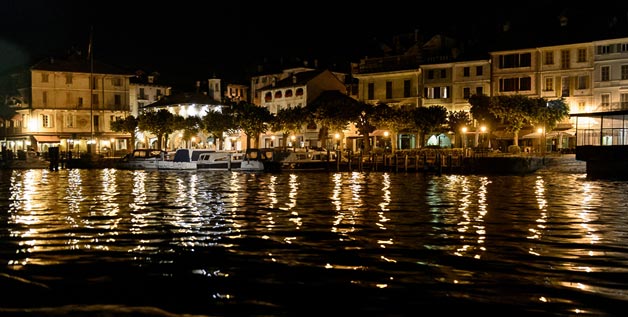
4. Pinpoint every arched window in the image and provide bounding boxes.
[296,88,304,96]
[274,91,283,98]
[264,92,272,102]
[285,89,293,97]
